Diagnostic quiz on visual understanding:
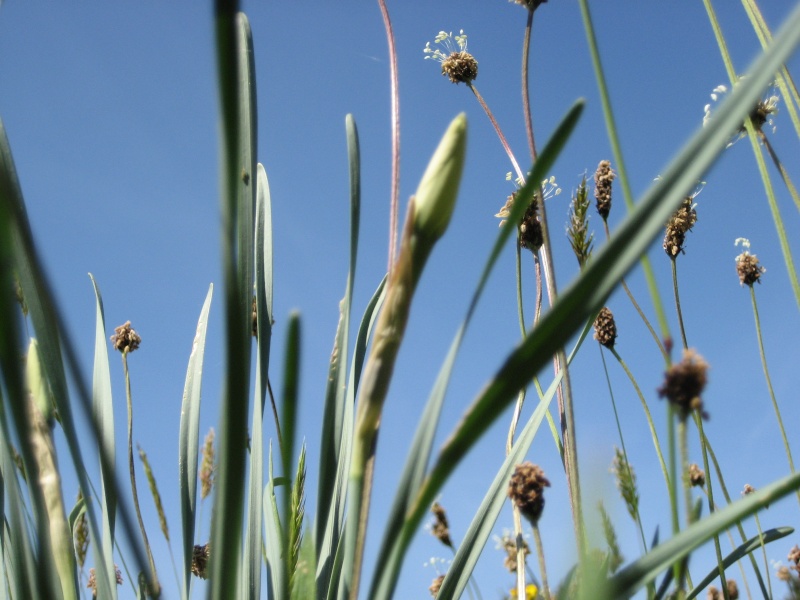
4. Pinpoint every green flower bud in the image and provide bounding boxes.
[413,113,467,242]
